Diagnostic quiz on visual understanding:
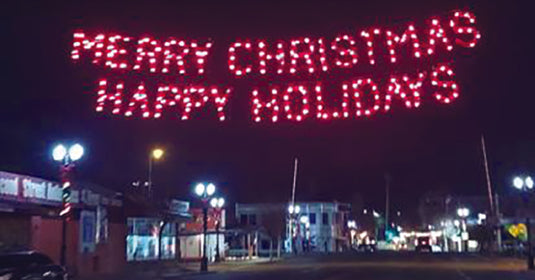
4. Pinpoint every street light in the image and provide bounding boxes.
[210,197,225,262]
[513,175,535,270]
[194,183,217,272]
[51,143,84,267]
[148,148,164,198]
[457,207,470,252]
[287,203,301,254]
[457,207,470,218]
